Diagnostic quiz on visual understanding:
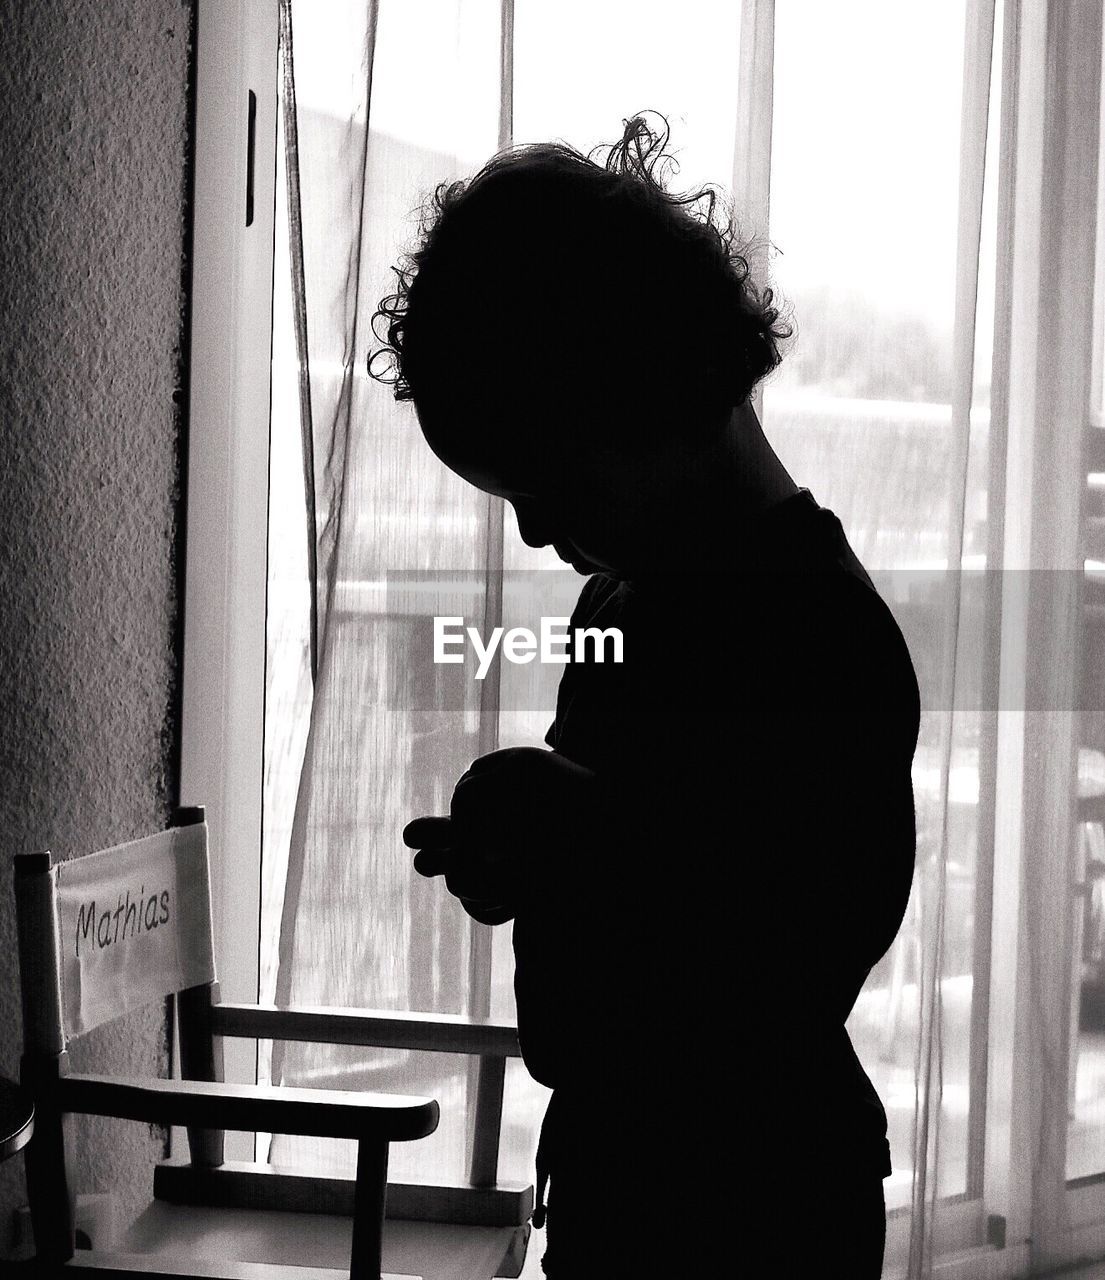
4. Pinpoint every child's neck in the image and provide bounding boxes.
[634,402,799,574]
[724,400,800,522]
[617,404,798,581]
